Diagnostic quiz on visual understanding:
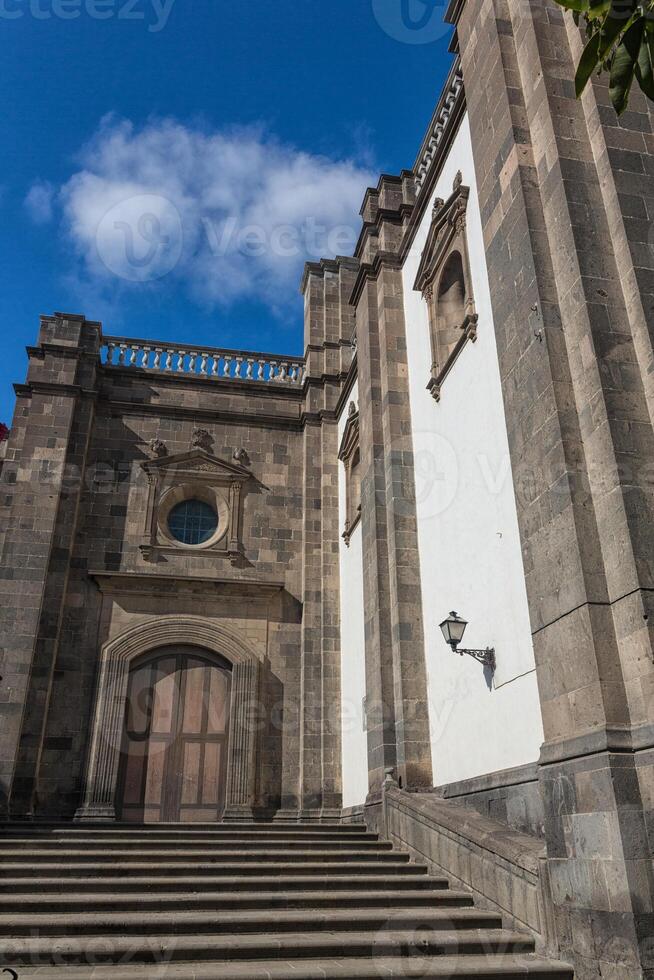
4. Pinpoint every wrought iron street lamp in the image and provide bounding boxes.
[439,611,496,670]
